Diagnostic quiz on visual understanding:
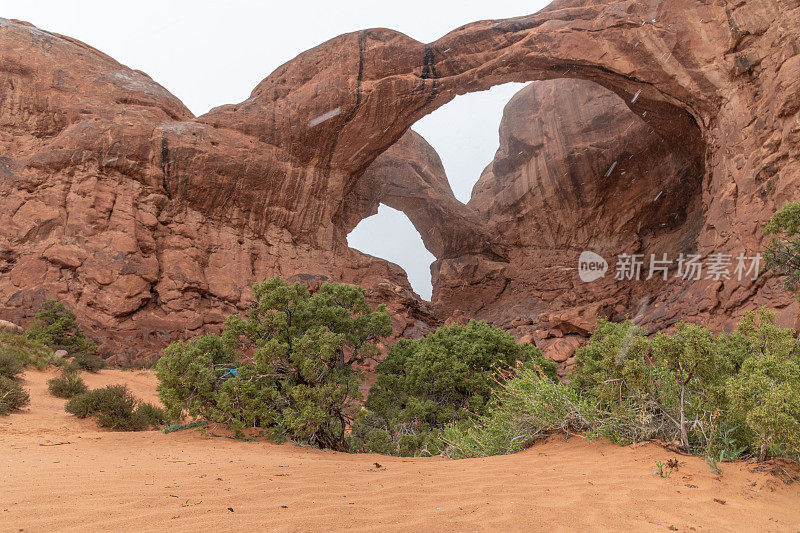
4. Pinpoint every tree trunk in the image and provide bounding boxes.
[679,383,690,453]
[758,441,768,462]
